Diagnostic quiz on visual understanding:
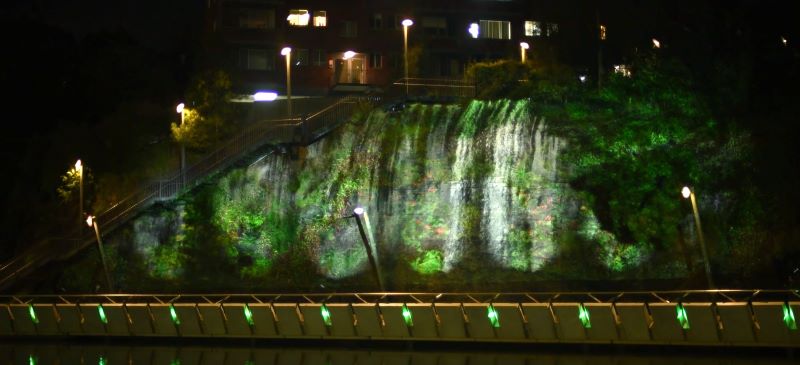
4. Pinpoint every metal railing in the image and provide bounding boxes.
[0,96,374,291]
[0,80,470,291]
[2,289,798,305]
[392,78,476,100]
